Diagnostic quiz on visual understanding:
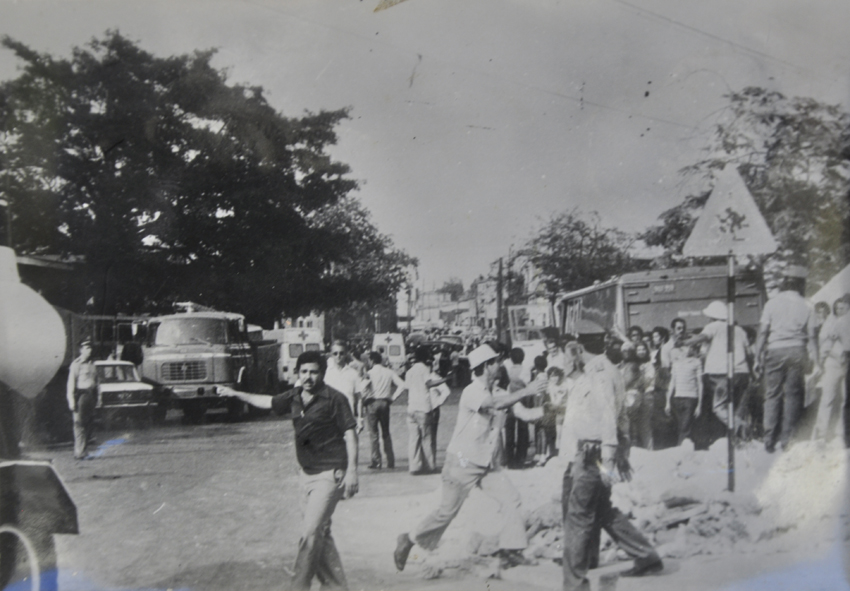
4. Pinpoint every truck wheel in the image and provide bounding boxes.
[181,402,205,424]
[226,397,248,422]
[0,524,57,591]
[149,404,167,426]
[266,370,279,395]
